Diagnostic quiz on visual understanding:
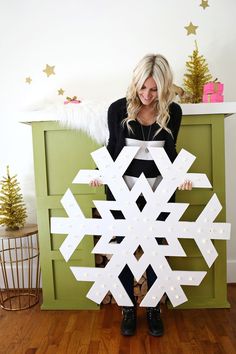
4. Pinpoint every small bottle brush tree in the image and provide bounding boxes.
[182,41,212,103]
[0,166,27,230]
